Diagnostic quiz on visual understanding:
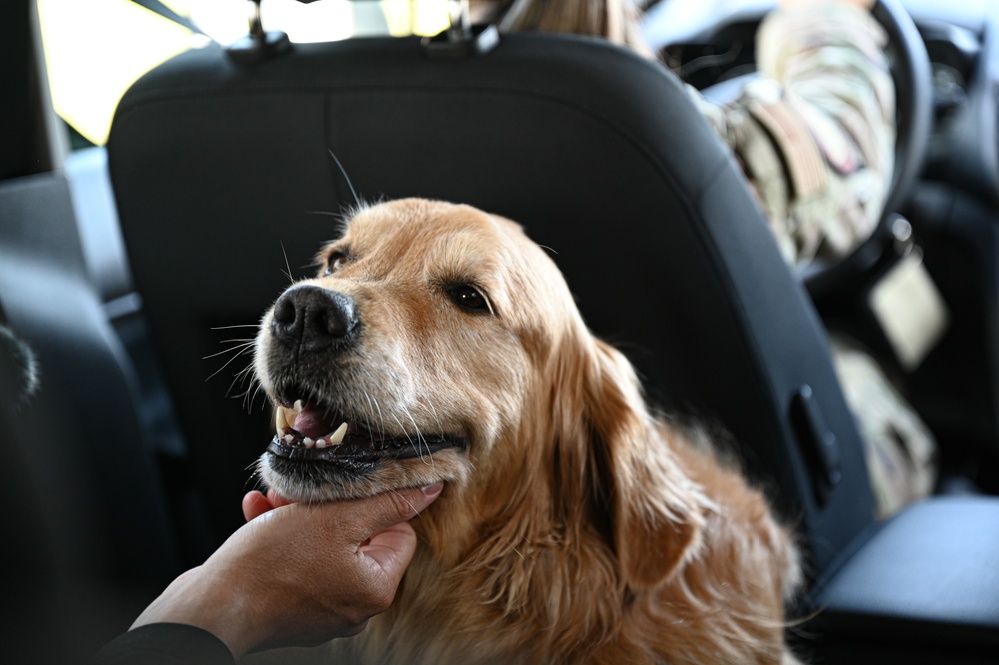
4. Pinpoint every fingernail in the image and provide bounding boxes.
[422,482,444,498]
